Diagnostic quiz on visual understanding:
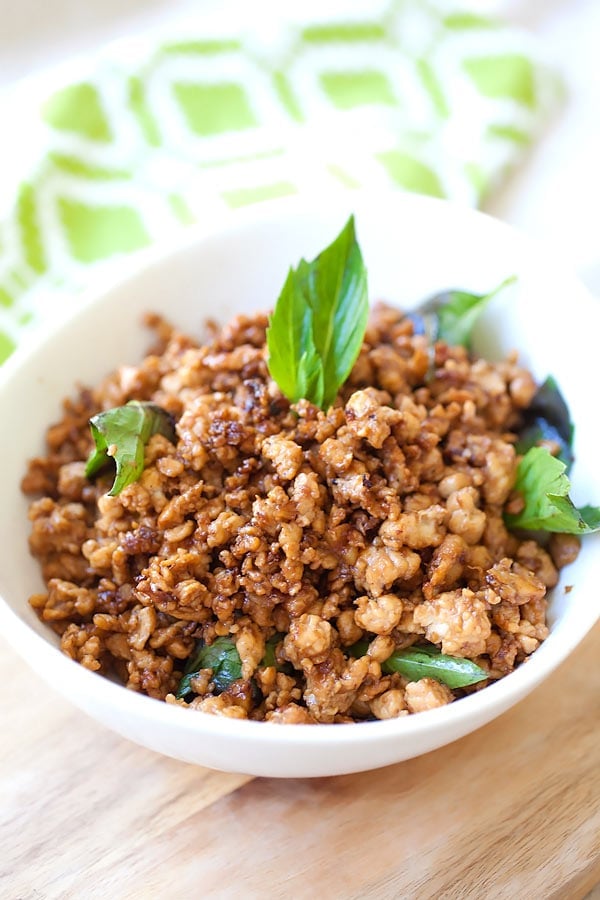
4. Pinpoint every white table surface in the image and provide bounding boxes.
[0,0,598,287]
